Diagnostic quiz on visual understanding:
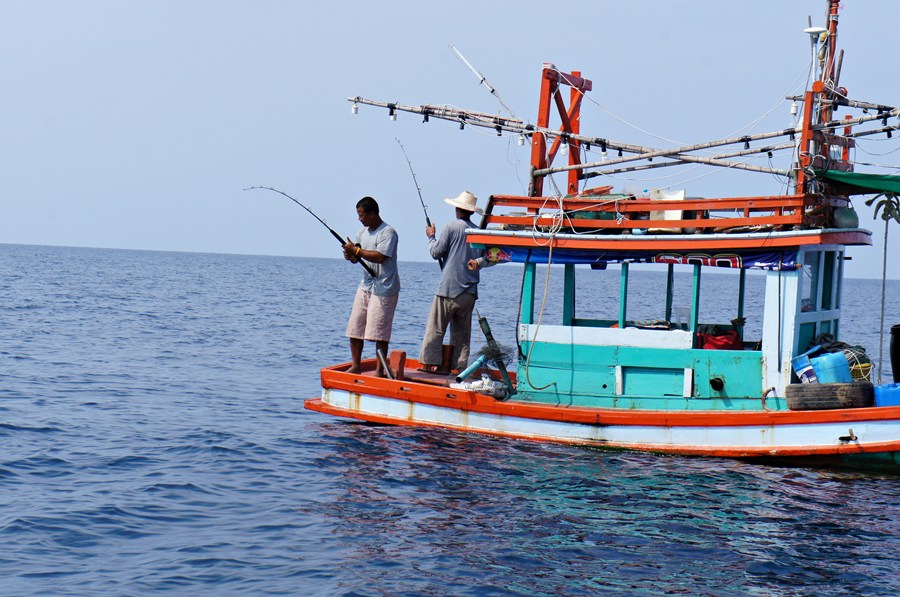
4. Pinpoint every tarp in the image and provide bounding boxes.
[483,247,799,271]
[820,170,900,194]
